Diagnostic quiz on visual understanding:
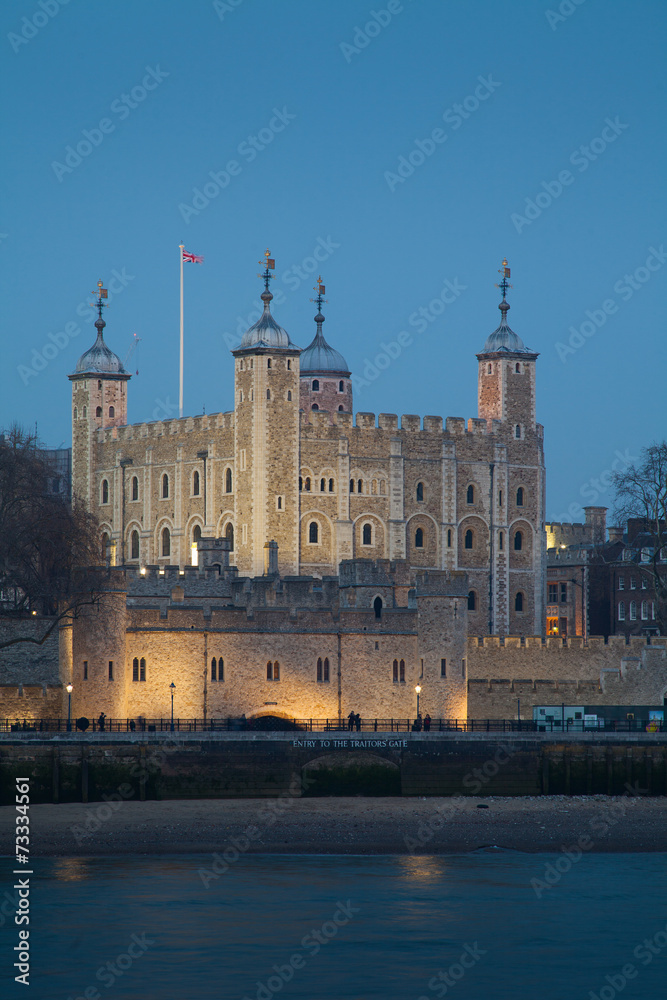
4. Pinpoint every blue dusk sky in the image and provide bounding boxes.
[1,0,665,523]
